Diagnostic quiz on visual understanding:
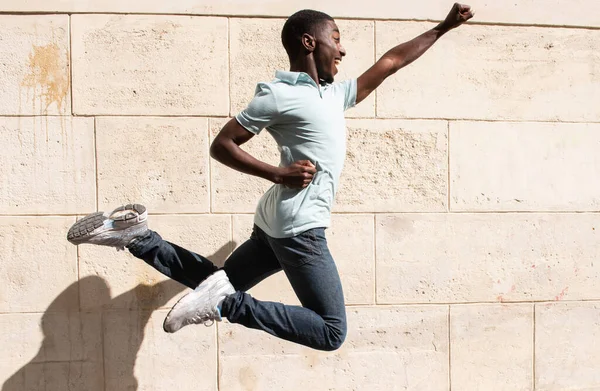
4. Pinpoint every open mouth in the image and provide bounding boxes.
[334,58,342,73]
